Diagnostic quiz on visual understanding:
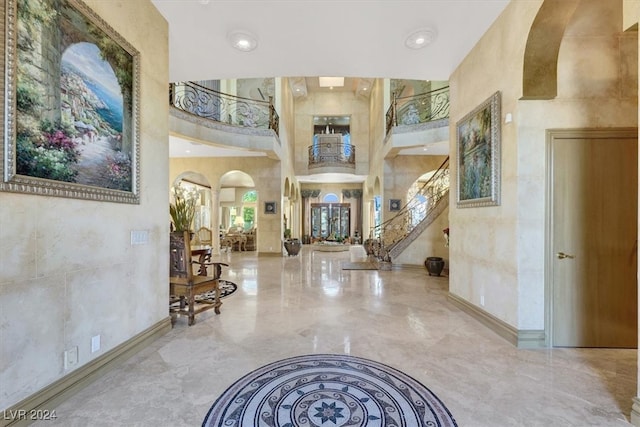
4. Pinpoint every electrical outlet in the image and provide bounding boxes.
[480,295,485,307]
[91,335,101,353]
[64,346,78,369]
